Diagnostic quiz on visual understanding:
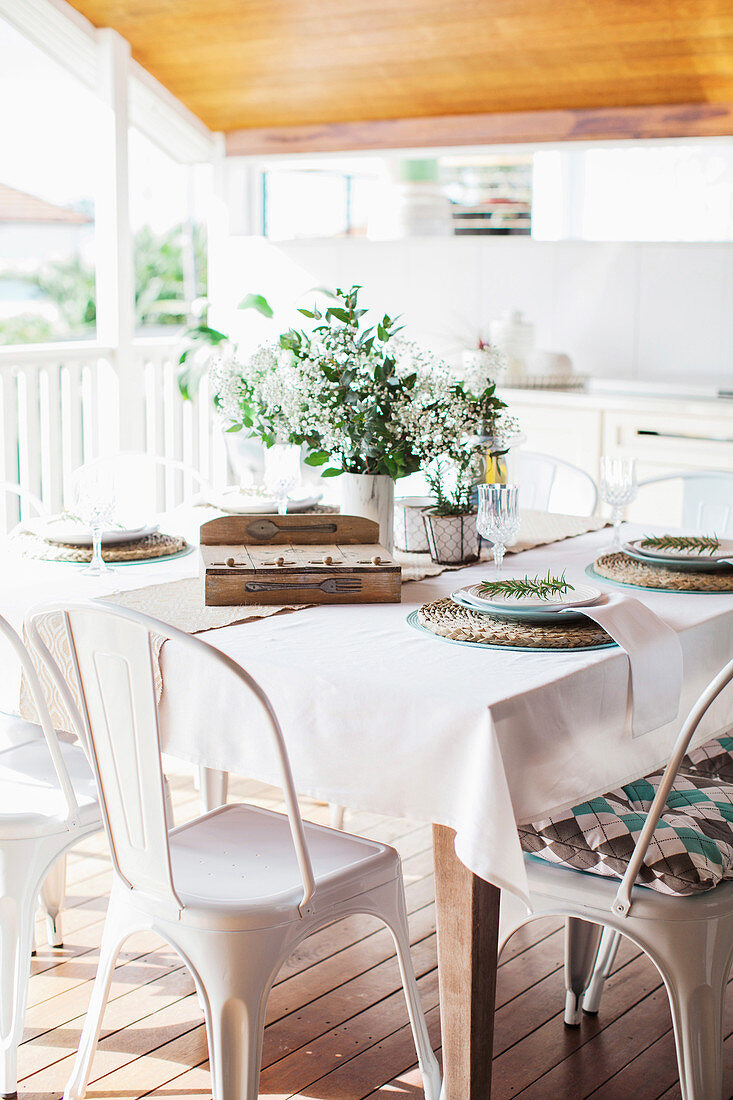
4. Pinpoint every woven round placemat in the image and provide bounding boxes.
[9,529,190,563]
[592,552,733,593]
[416,597,612,650]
